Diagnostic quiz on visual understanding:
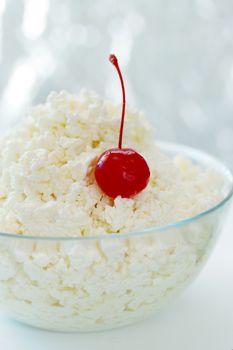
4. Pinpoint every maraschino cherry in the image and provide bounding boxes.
[94,54,150,199]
